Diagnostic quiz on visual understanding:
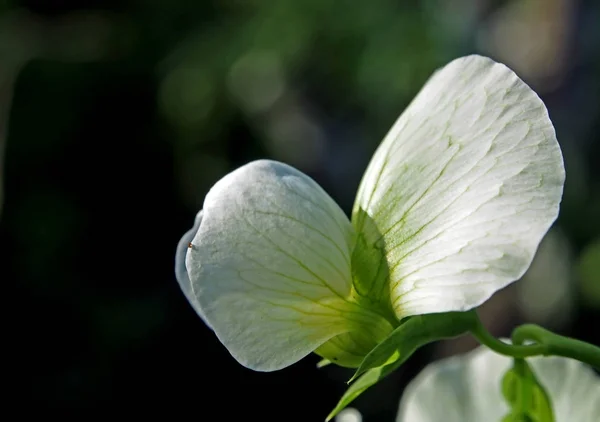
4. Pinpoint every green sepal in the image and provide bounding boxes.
[316,358,331,368]
[326,358,403,421]
[349,310,476,382]
[501,359,555,422]
[326,311,475,420]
